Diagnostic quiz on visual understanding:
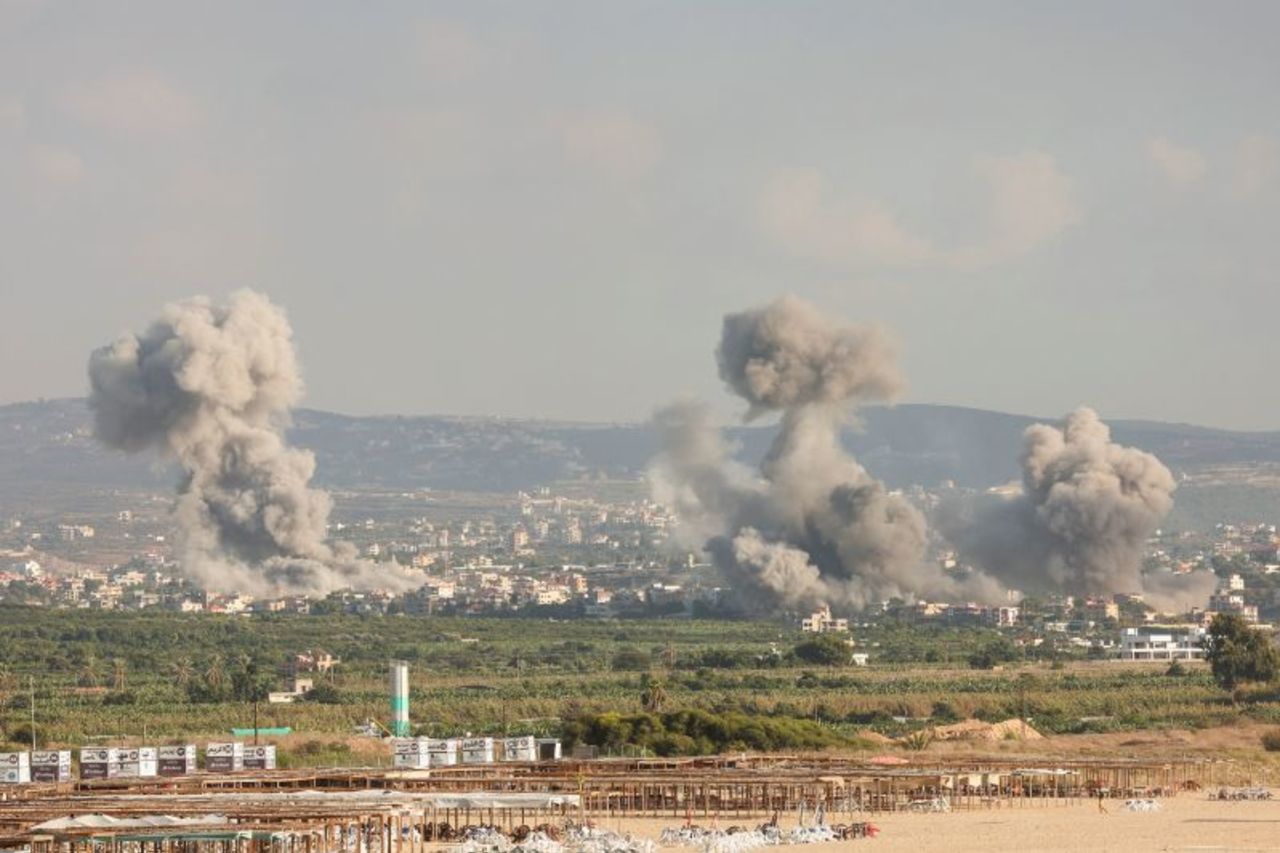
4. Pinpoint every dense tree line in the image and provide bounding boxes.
[562,709,850,756]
